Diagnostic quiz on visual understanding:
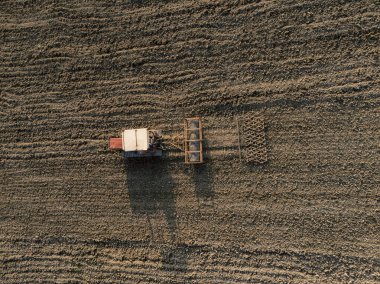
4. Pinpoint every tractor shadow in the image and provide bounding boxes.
[124,157,177,242]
